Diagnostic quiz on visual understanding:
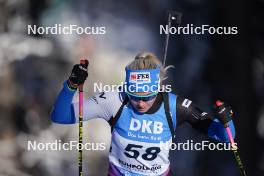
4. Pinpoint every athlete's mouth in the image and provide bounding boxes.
[137,107,146,112]
[136,106,144,109]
